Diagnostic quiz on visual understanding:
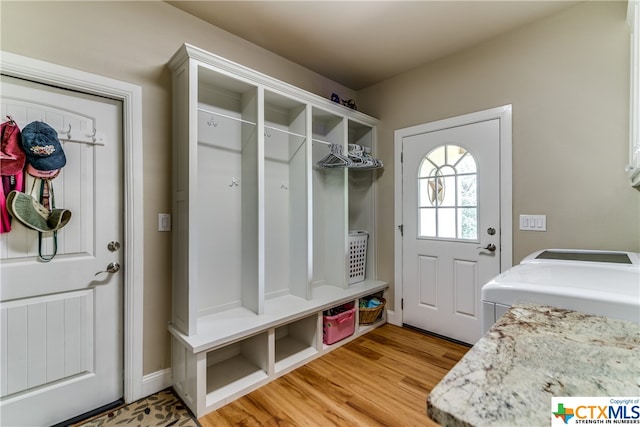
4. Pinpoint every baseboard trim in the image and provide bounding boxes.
[386,309,401,326]
[142,368,172,397]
